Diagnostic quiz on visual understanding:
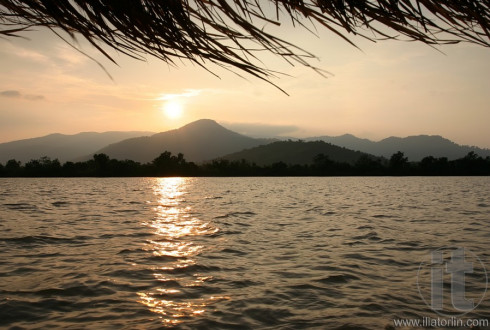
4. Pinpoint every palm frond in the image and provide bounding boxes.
[1,0,489,83]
